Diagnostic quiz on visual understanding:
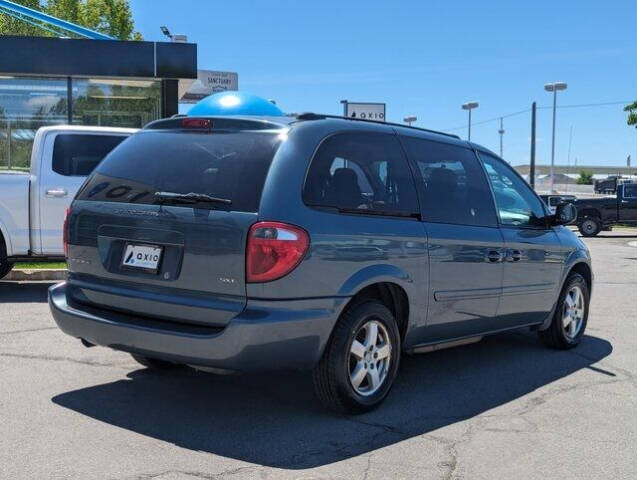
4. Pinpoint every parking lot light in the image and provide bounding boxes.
[544,82,568,193]
[462,101,479,141]
[404,115,417,126]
